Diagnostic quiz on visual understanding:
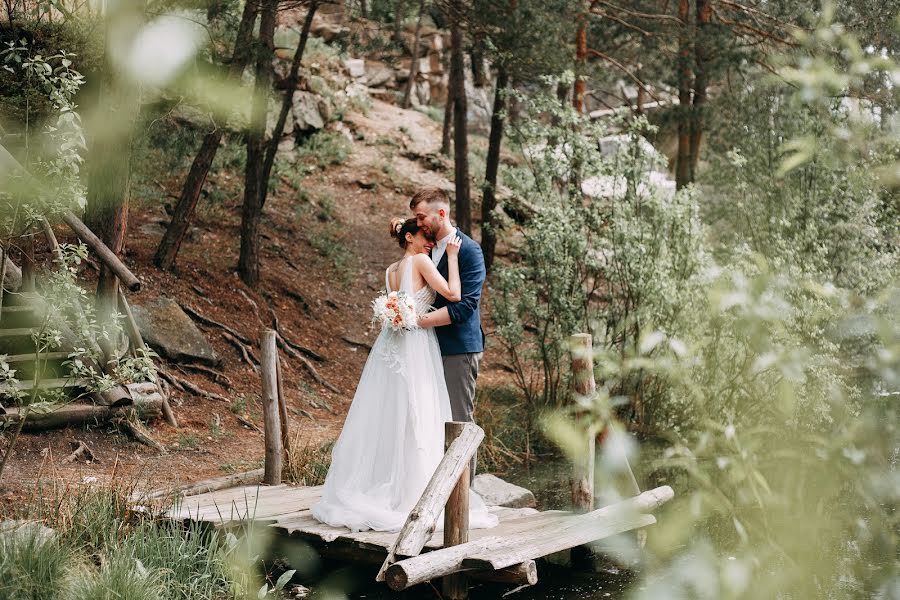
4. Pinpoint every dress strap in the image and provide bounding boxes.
[385,266,391,292]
